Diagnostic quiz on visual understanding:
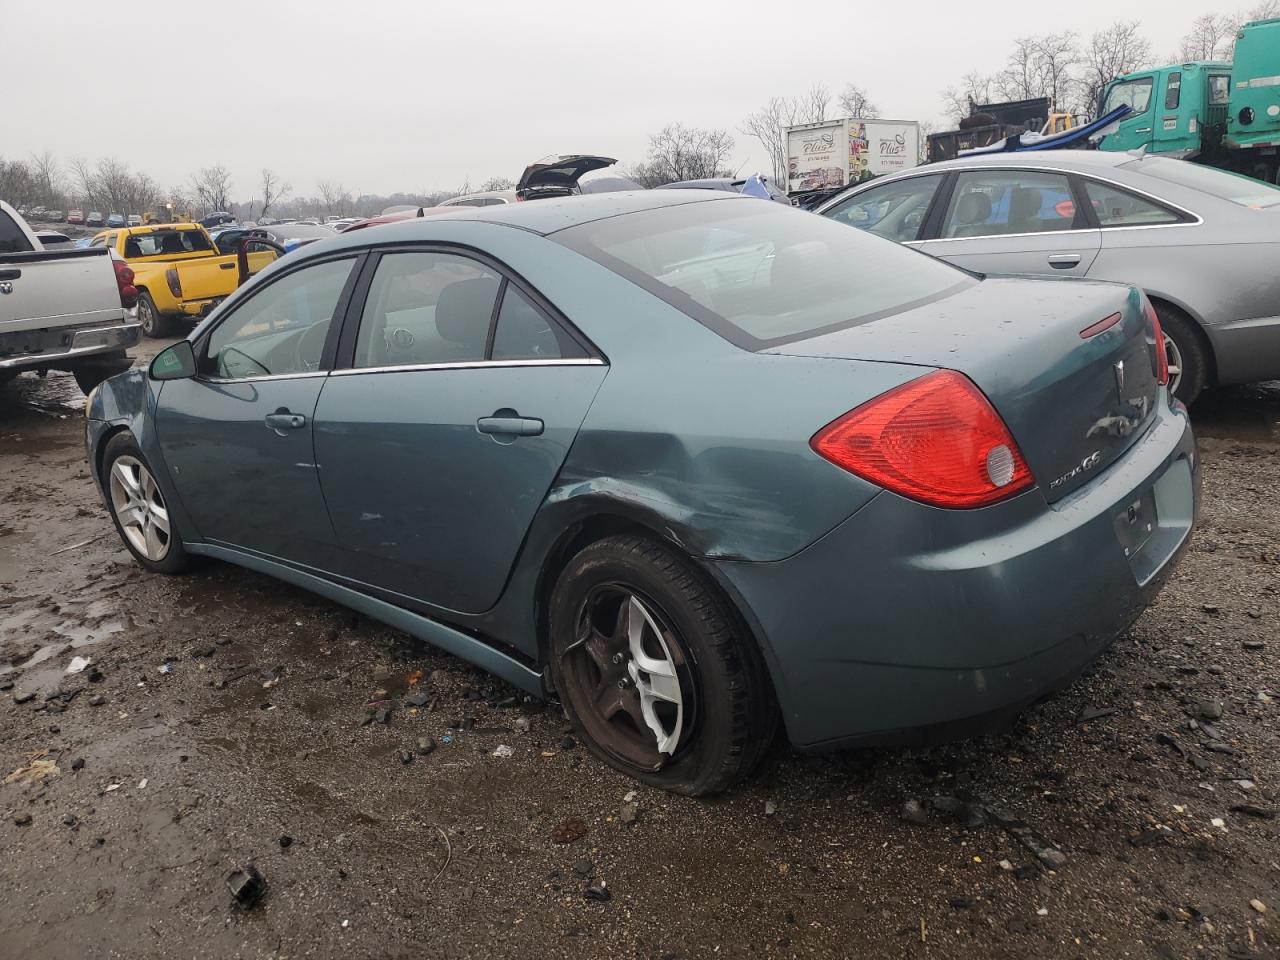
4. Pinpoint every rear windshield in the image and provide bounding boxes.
[554,198,972,349]
[124,229,213,257]
[1124,157,1280,209]
[0,211,34,254]
[552,197,967,348]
